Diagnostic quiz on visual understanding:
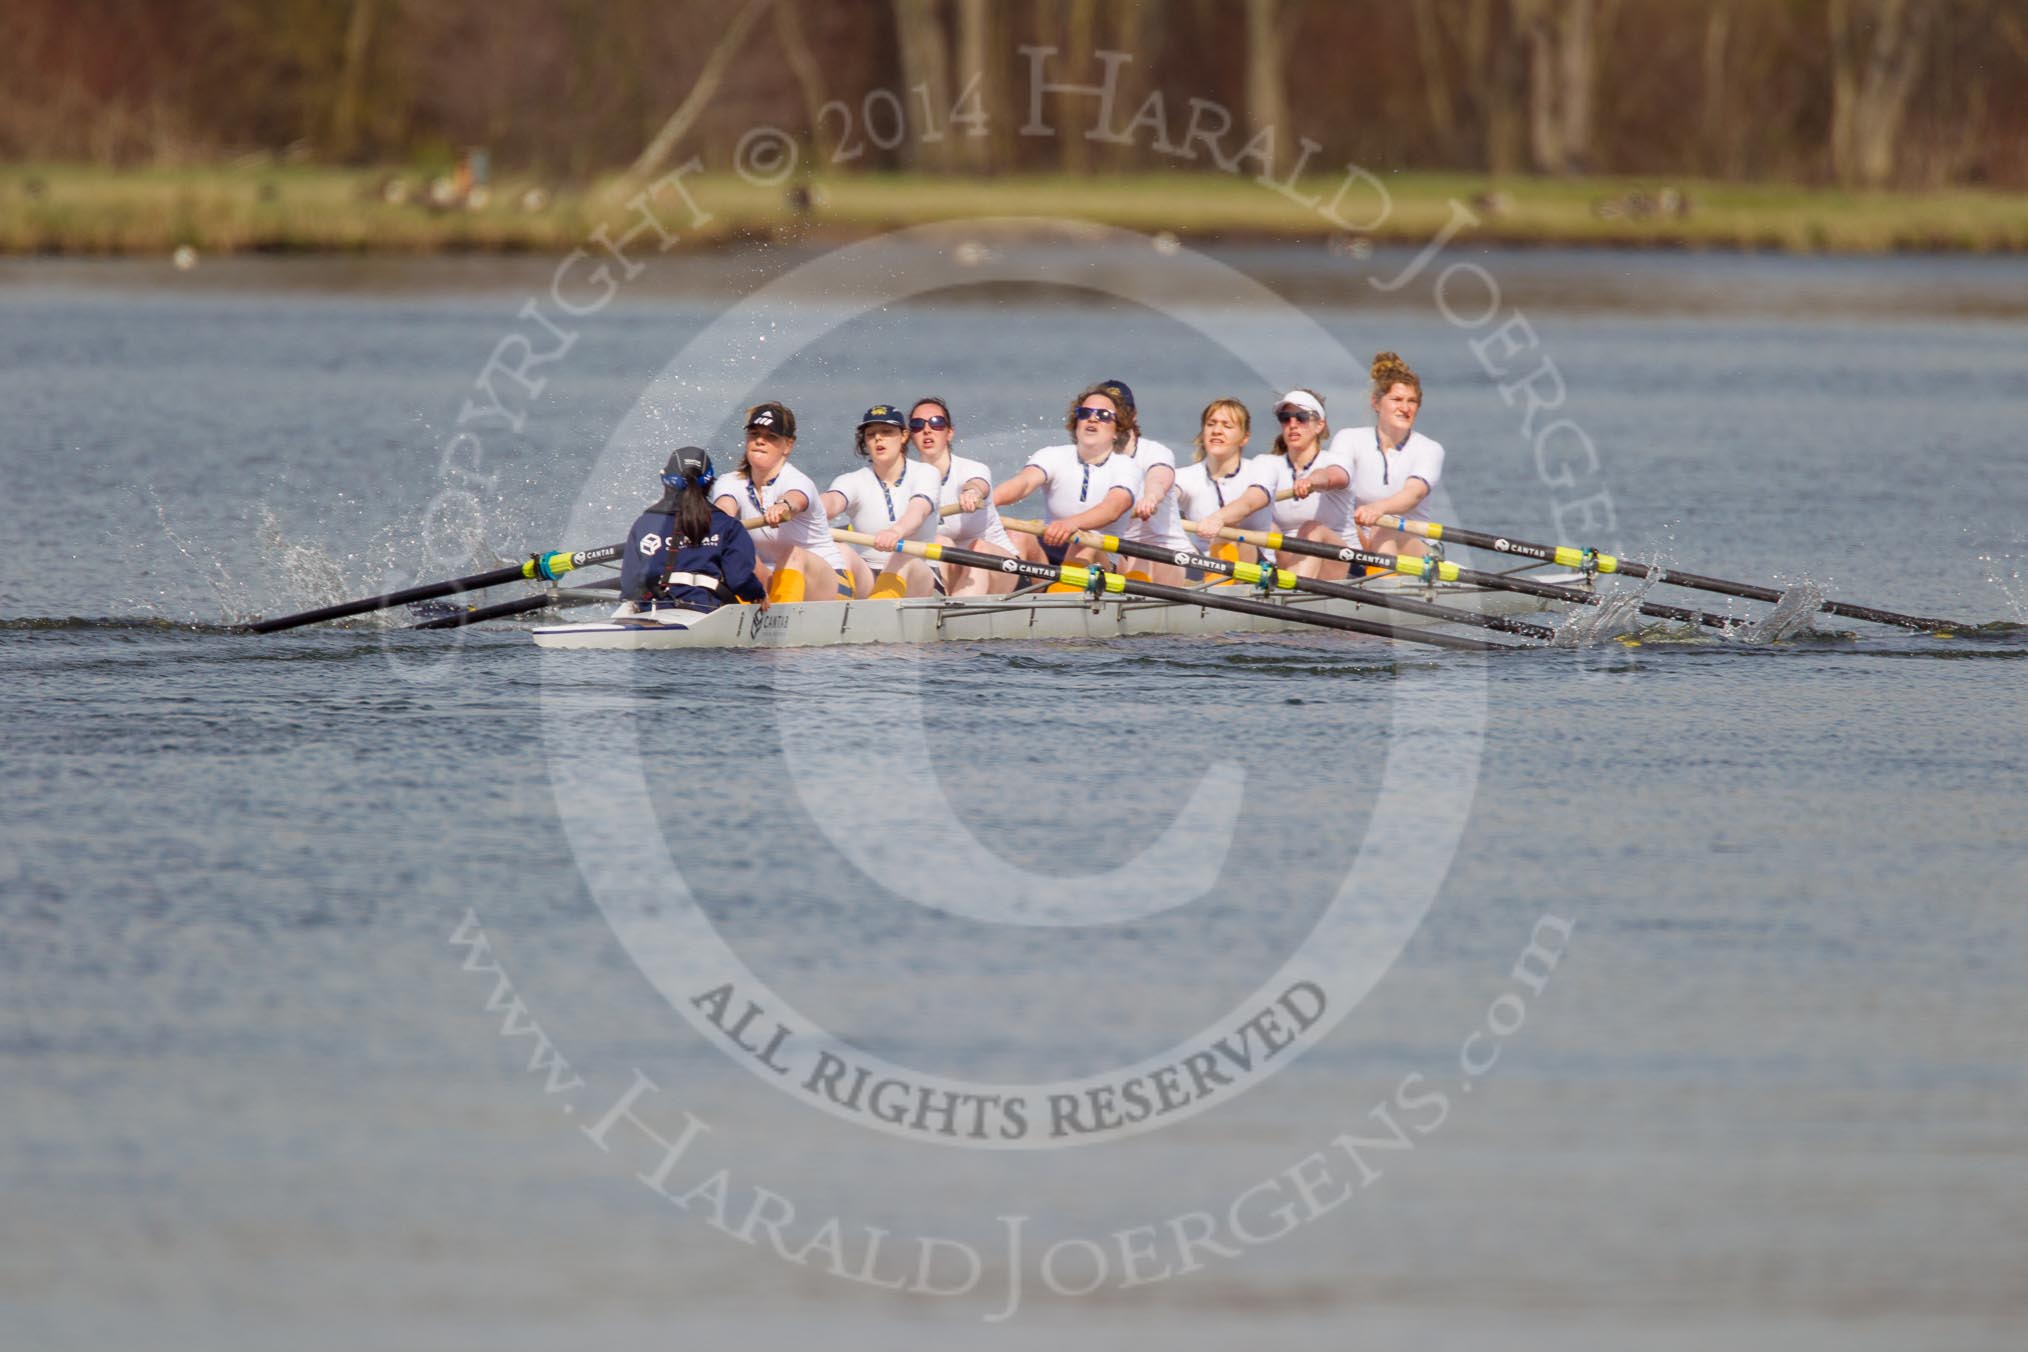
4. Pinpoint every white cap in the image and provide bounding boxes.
[1274,389,1326,419]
